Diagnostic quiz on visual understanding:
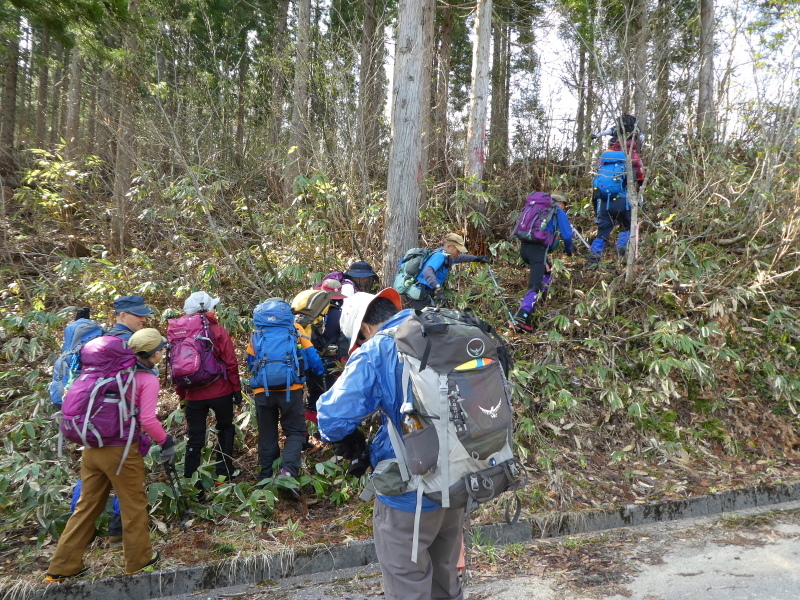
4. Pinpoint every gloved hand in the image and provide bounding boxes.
[590,134,598,140]
[432,285,444,303]
[476,255,491,264]
[347,445,371,478]
[333,429,367,461]
[232,391,243,406]
[160,434,176,466]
